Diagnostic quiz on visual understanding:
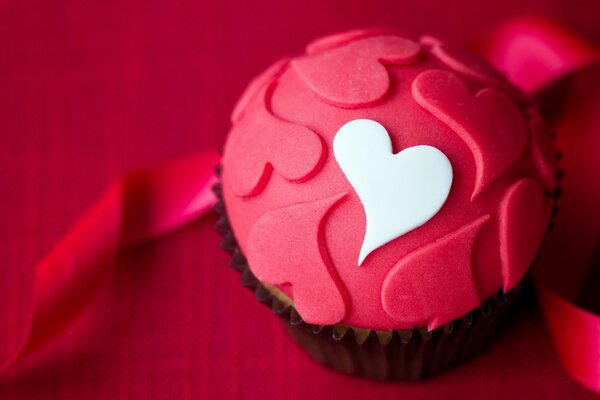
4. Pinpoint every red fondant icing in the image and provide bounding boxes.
[223,82,325,198]
[382,215,489,330]
[306,28,396,54]
[412,70,528,199]
[230,58,290,125]
[292,35,421,107]
[222,31,554,329]
[430,44,529,104]
[528,110,558,191]
[499,178,548,291]
[246,193,348,325]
